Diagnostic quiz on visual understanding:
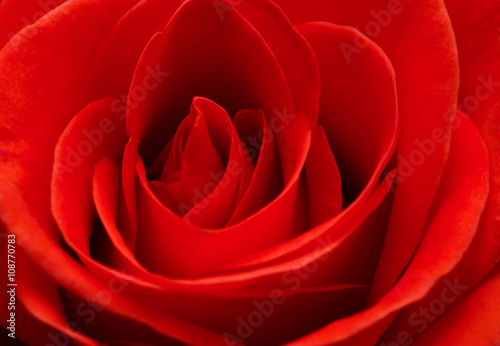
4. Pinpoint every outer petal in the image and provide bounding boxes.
[0,0,68,49]
[382,1,500,340]
[413,266,500,346]
[380,113,498,344]
[51,98,128,258]
[272,0,460,302]
[0,183,97,345]
[0,0,138,238]
[288,114,489,344]
[444,0,500,102]
[445,0,500,305]
[0,0,138,342]
[0,232,93,345]
[77,0,184,106]
[0,180,227,345]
